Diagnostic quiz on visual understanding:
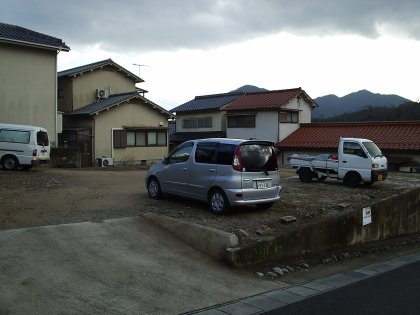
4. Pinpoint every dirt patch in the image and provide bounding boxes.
[1,166,419,243]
